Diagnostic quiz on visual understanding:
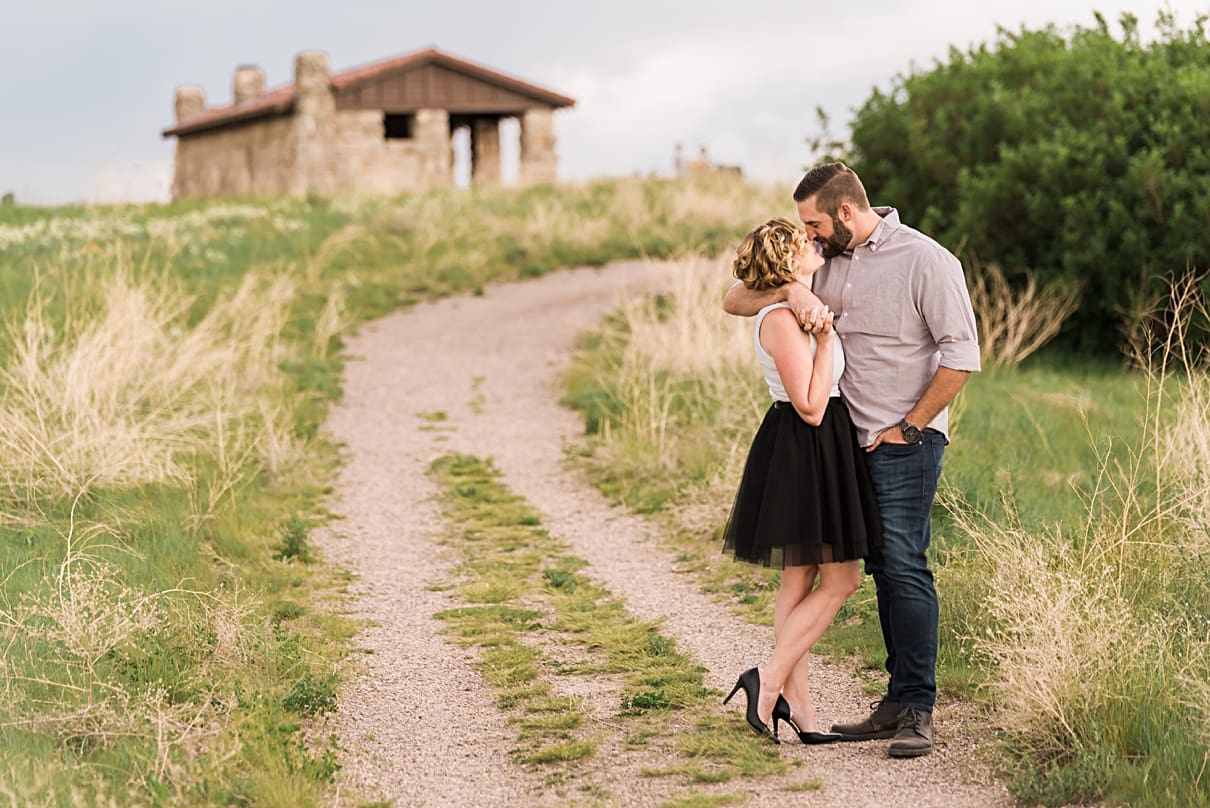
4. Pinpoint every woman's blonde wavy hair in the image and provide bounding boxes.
[732,217,804,291]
